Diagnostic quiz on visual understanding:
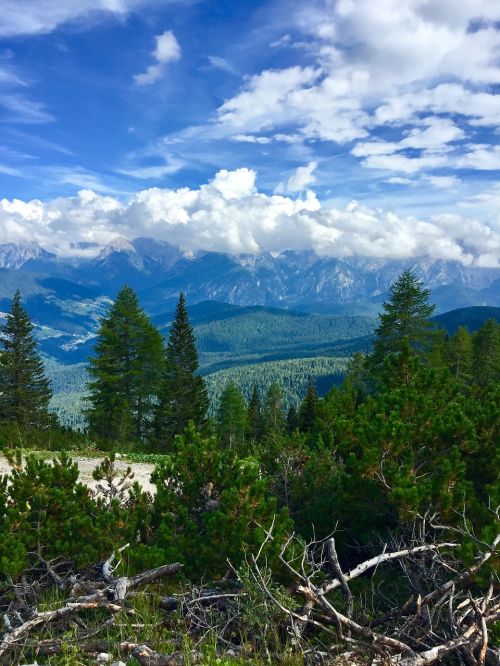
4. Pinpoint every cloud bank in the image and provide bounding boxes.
[0,169,498,267]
